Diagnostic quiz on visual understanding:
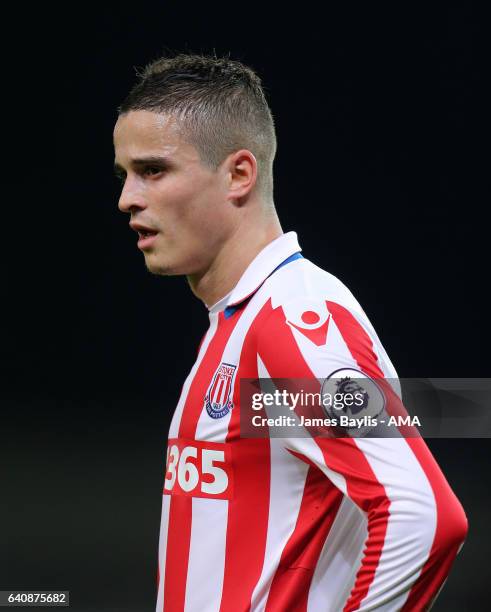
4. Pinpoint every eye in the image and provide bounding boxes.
[115,172,126,184]
[143,166,164,177]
